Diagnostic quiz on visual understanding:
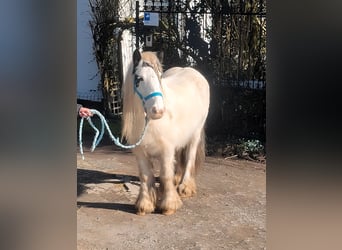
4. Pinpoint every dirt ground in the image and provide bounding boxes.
[77,145,266,250]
